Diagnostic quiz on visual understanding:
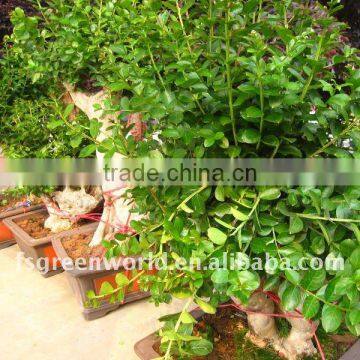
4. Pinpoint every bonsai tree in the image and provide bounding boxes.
[1,0,360,358]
